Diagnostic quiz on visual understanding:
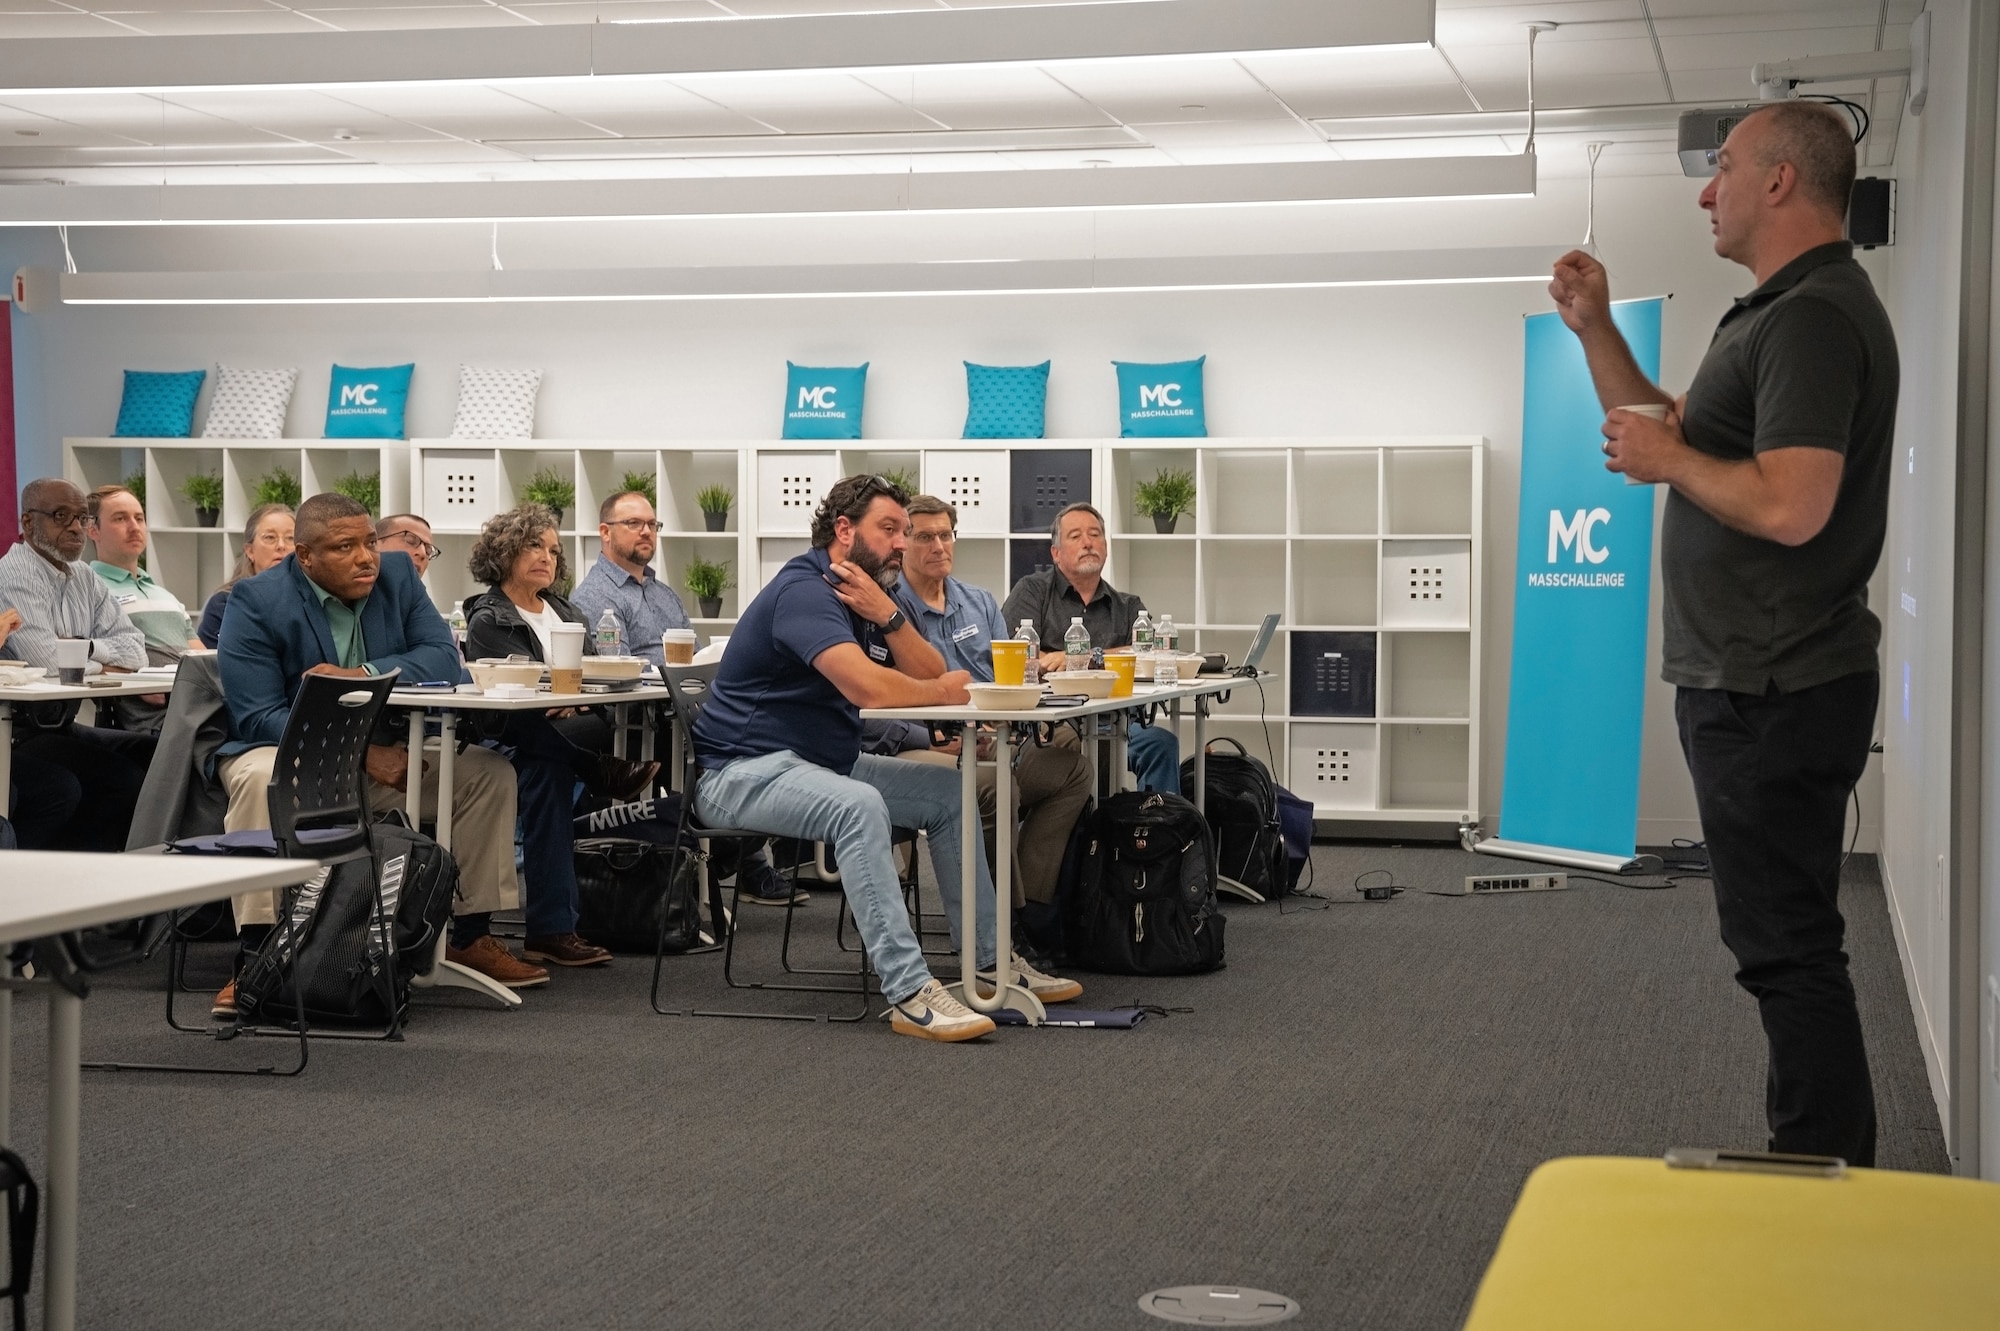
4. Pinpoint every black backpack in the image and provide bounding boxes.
[1180,737,1289,901]
[234,820,457,1028]
[574,836,712,954]
[1067,791,1225,976]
